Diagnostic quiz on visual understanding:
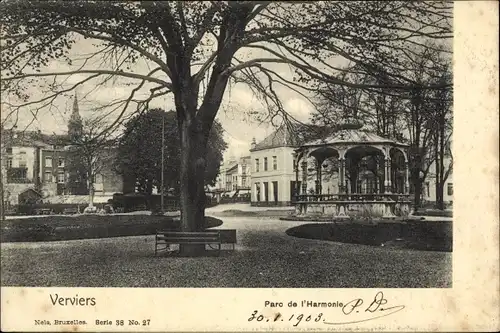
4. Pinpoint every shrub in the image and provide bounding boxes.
[413,209,452,217]
[15,203,84,215]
